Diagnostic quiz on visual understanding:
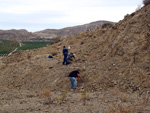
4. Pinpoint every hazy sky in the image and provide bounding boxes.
[0,0,143,32]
